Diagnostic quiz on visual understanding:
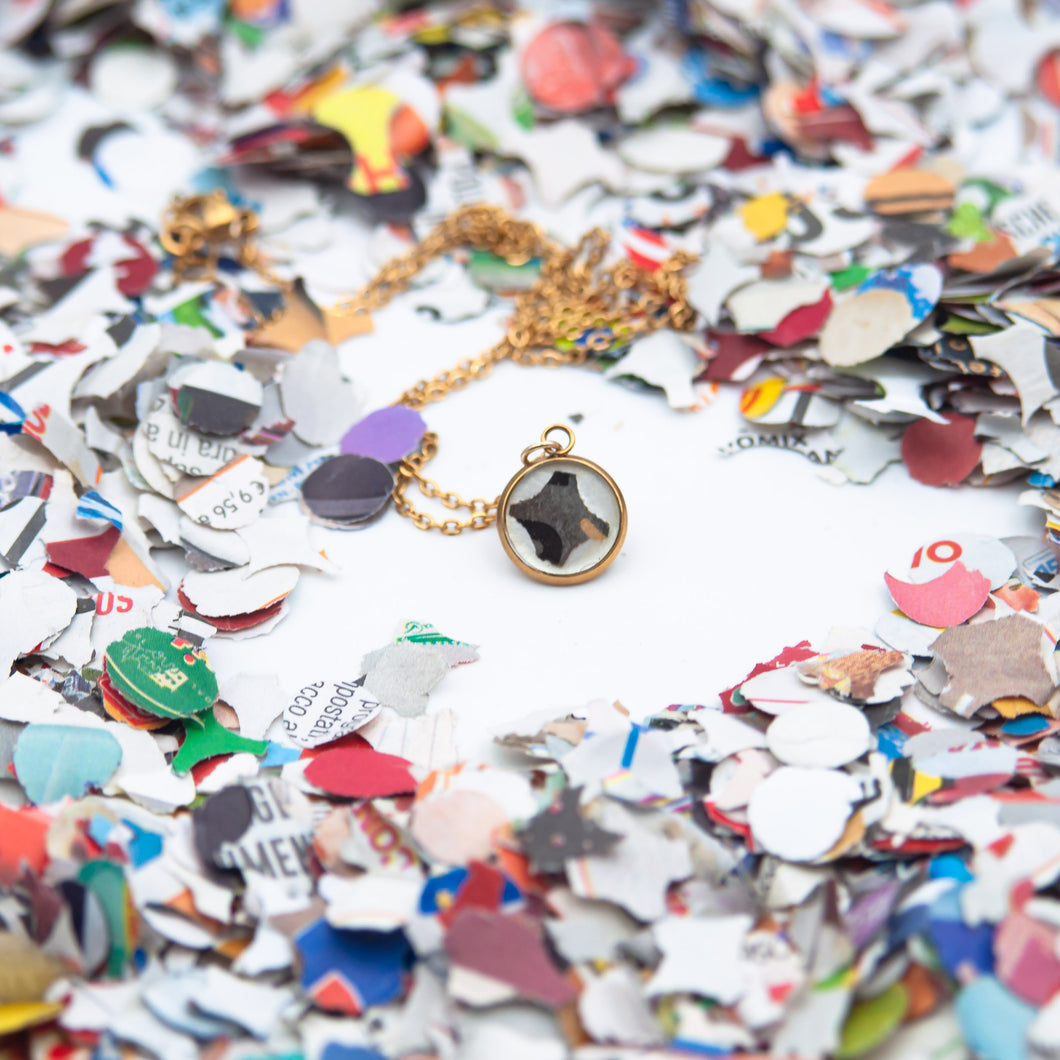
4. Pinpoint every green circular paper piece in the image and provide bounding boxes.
[836,981,909,1059]
[103,627,218,720]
